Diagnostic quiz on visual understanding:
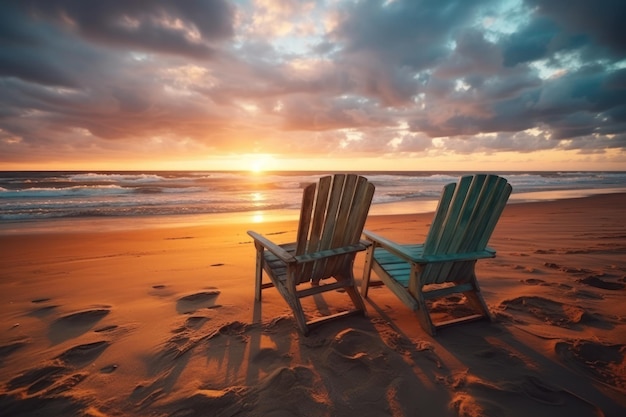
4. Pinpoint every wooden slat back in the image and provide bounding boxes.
[294,174,375,283]
[421,175,511,285]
